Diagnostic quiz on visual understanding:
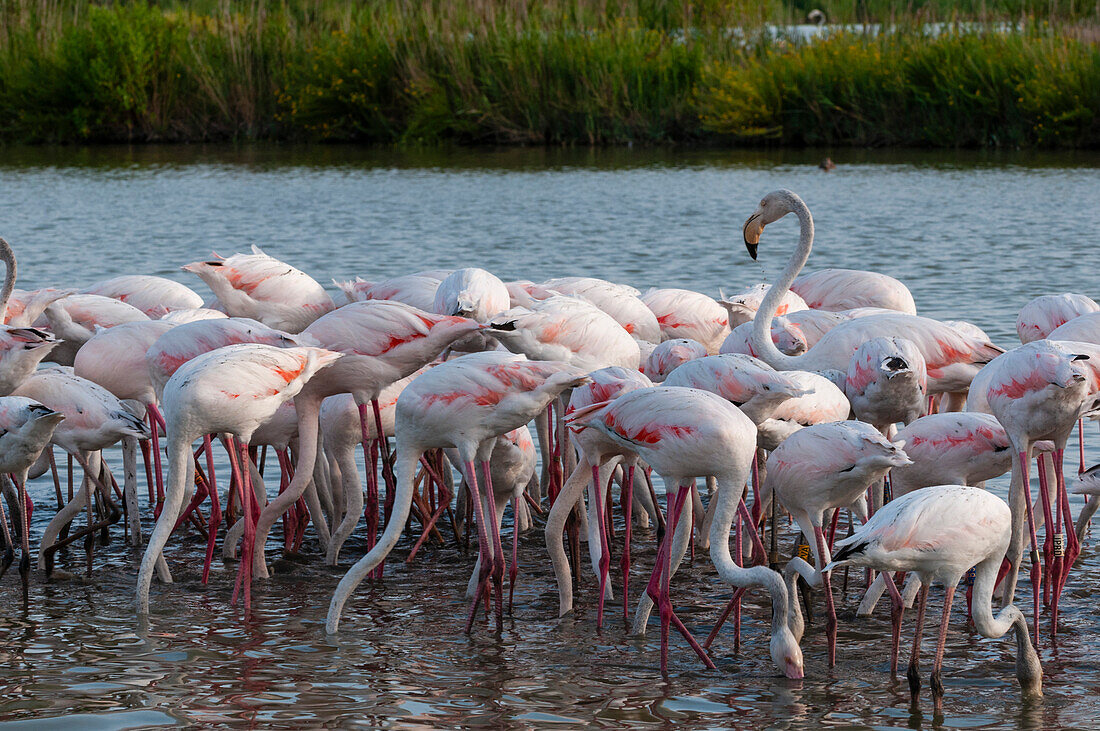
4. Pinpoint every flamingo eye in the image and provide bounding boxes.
[760,199,767,207]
